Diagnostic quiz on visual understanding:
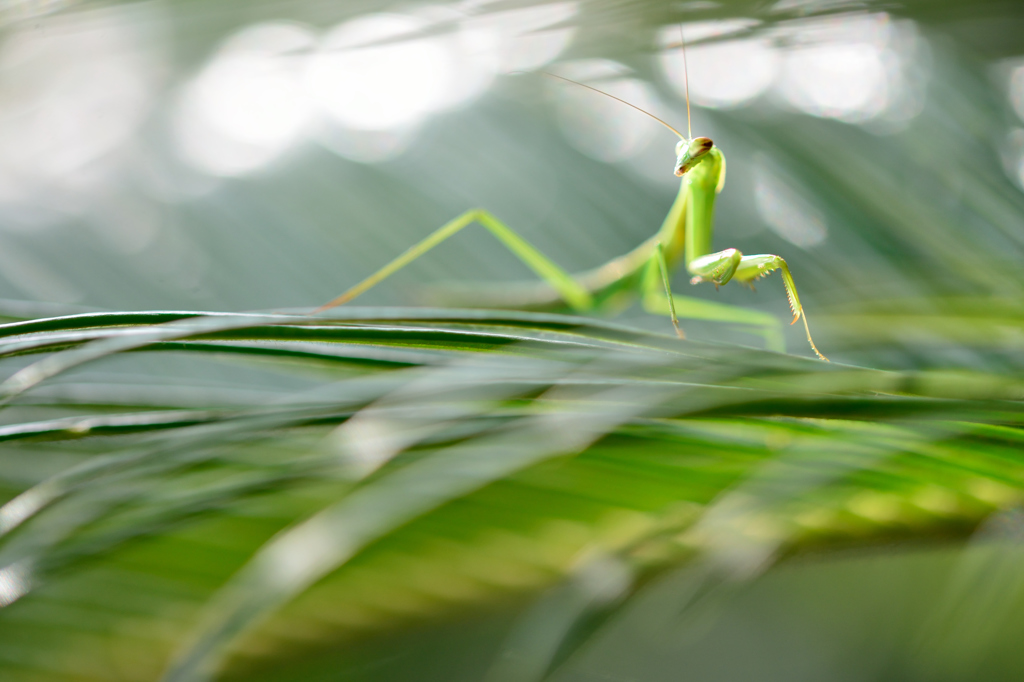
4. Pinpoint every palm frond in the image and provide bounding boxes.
[0,308,1019,680]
